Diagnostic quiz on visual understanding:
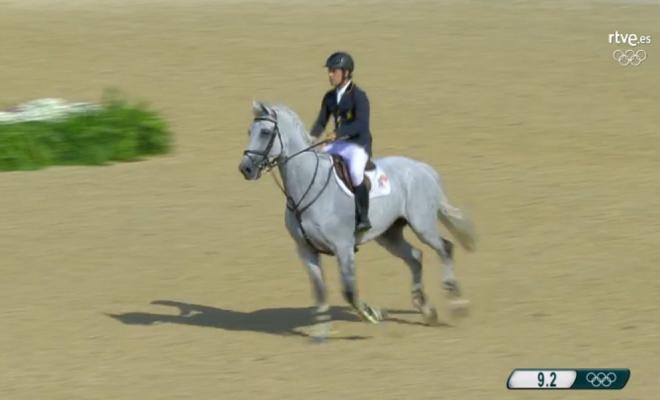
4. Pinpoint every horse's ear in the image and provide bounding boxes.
[252,100,264,116]
[251,100,274,118]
